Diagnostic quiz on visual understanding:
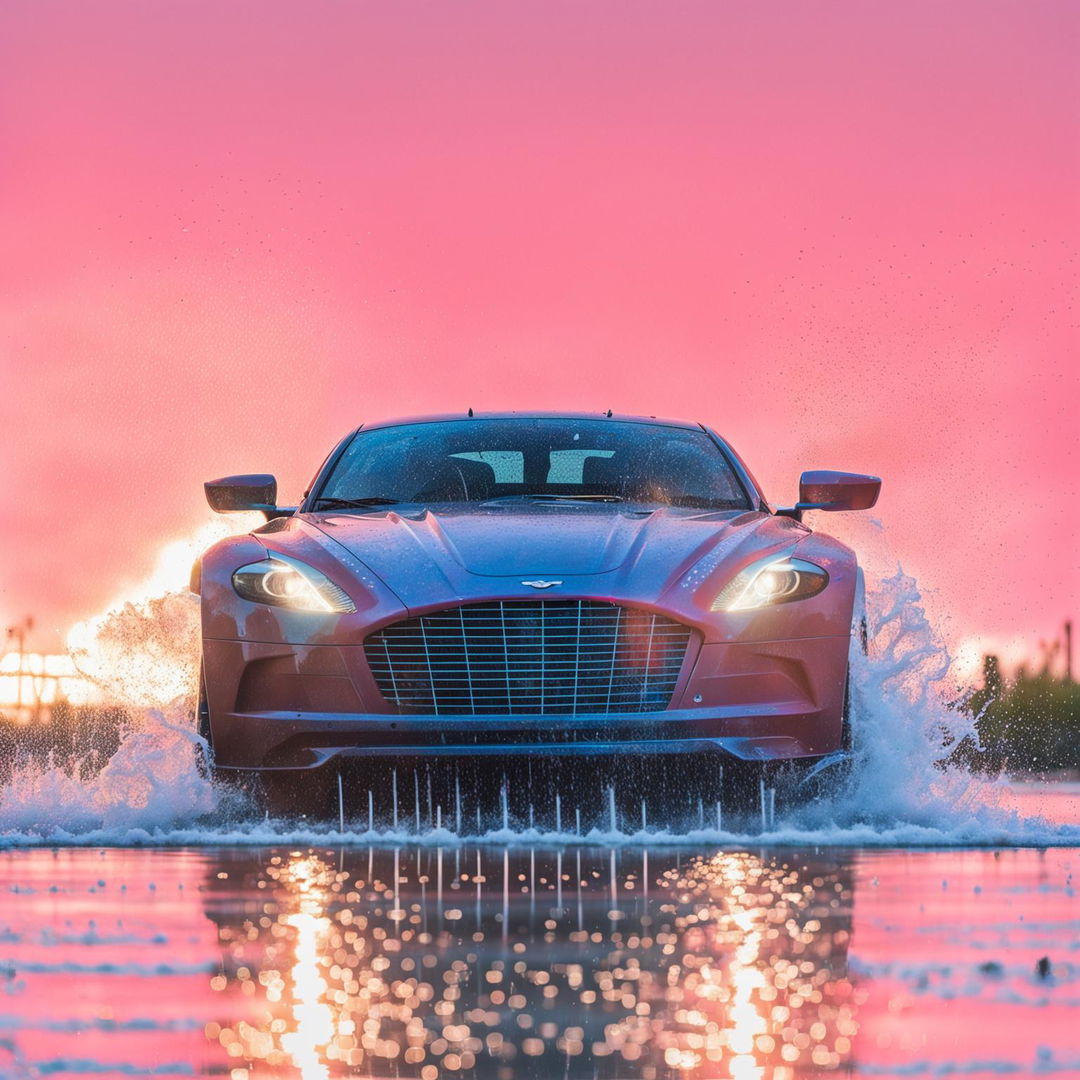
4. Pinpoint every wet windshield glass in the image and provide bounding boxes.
[314,418,751,510]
